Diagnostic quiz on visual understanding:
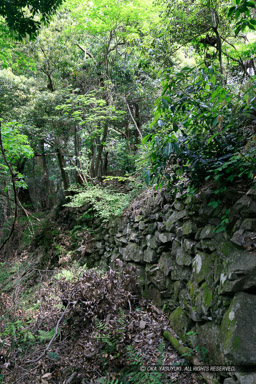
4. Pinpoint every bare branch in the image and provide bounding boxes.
[123,98,143,141]
[25,301,71,364]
